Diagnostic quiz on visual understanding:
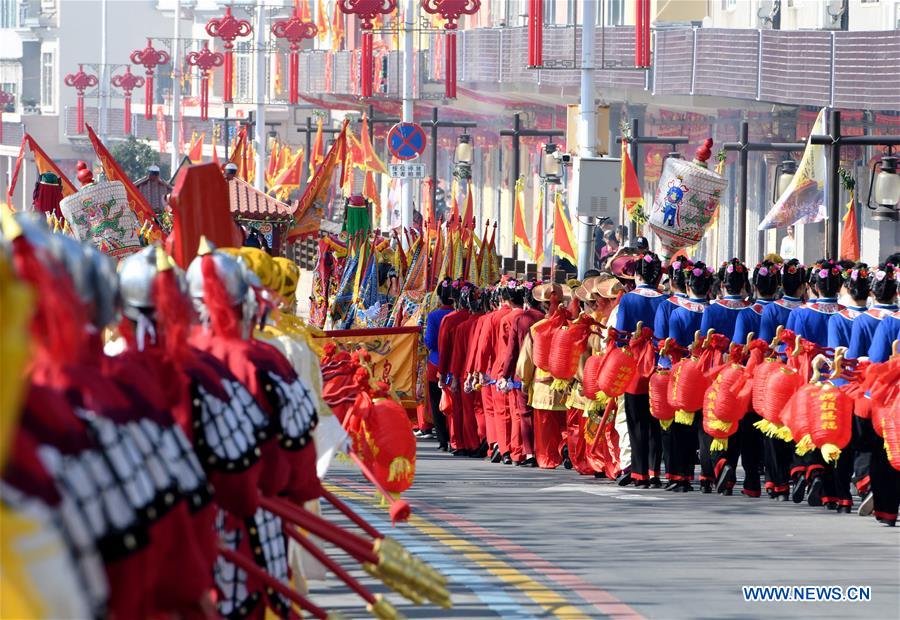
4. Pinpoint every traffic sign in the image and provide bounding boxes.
[389,162,426,179]
[387,122,427,161]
